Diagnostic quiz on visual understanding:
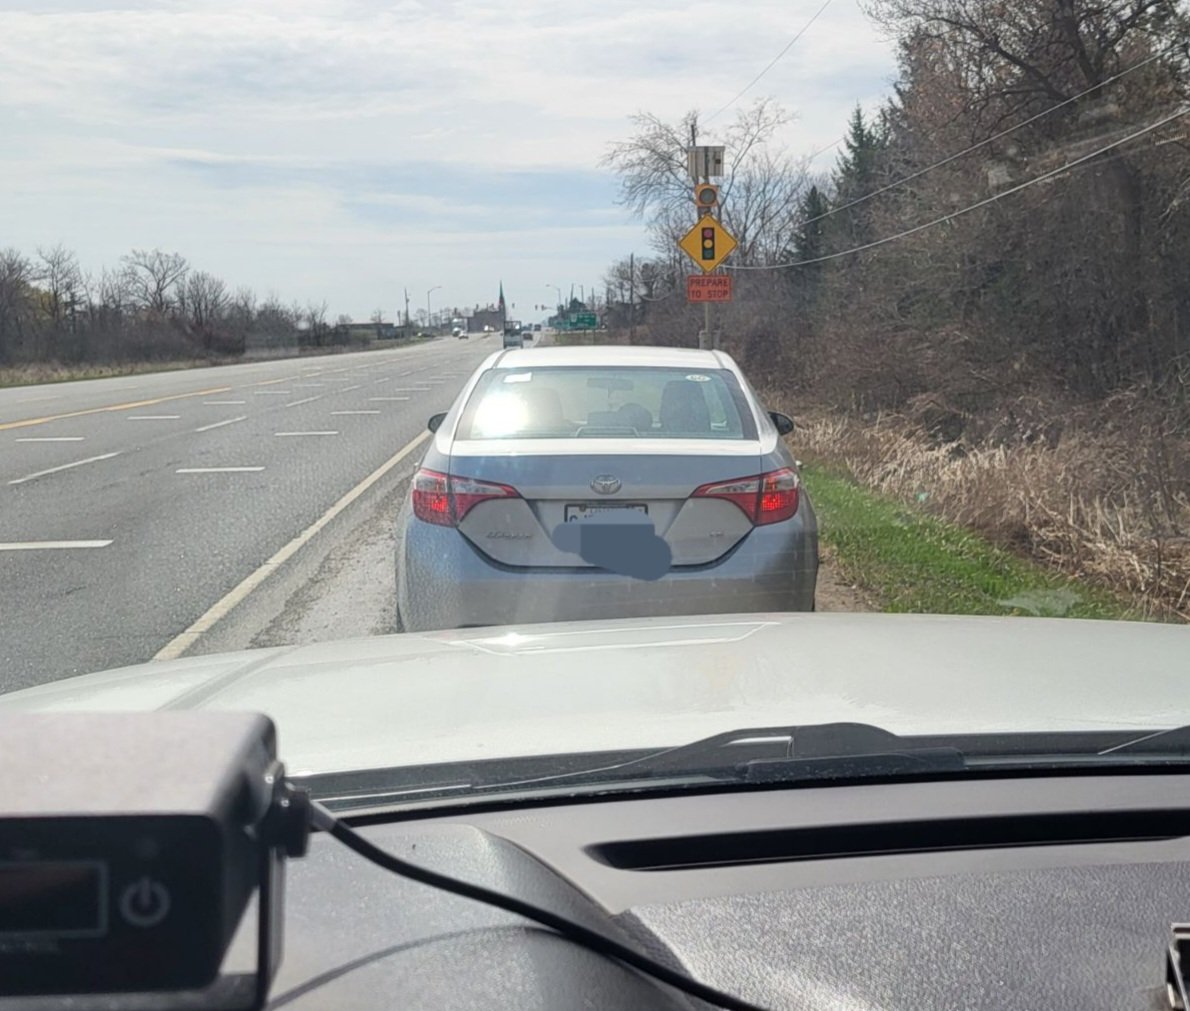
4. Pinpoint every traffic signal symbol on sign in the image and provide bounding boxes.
[678,216,738,273]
